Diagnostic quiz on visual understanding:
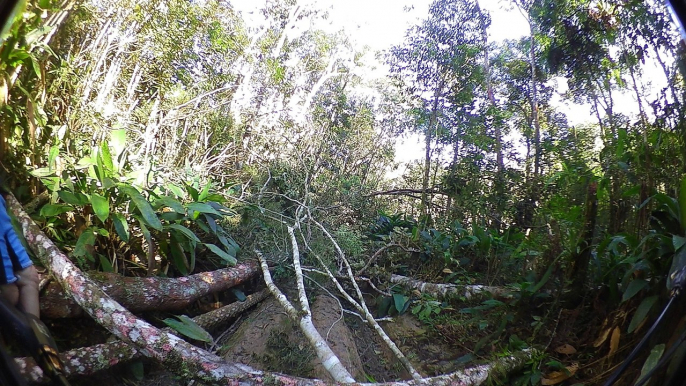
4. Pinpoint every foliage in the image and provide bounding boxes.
[31,131,240,274]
